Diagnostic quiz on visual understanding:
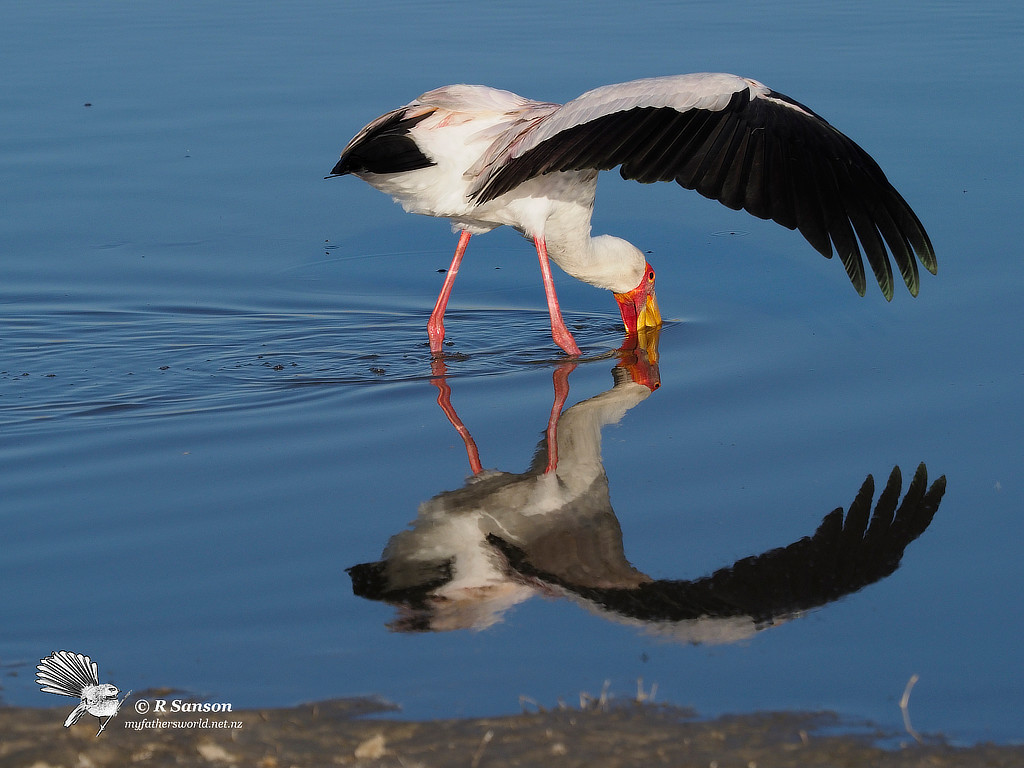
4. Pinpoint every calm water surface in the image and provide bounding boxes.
[2,0,1022,745]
